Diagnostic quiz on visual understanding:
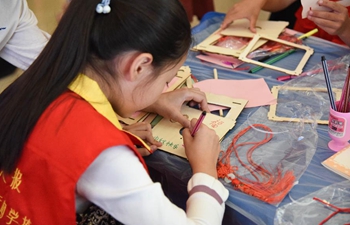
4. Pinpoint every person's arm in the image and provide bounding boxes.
[0,0,50,70]
[221,0,297,32]
[221,0,267,32]
[339,26,350,47]
[76,146,229,225]
[307,0,350,47]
